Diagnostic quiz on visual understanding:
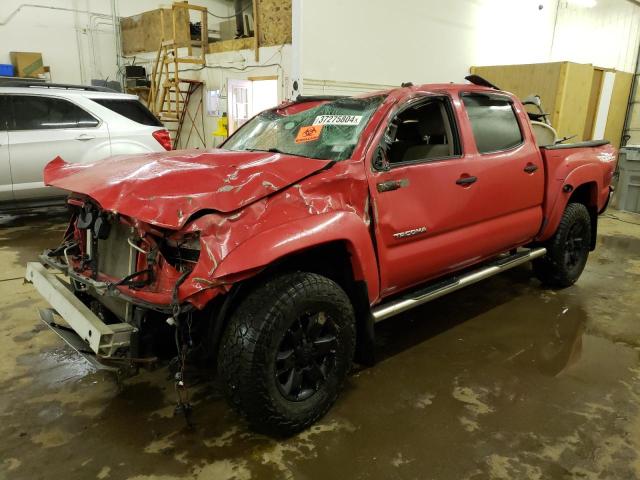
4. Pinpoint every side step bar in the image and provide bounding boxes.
[371,247,547,322]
